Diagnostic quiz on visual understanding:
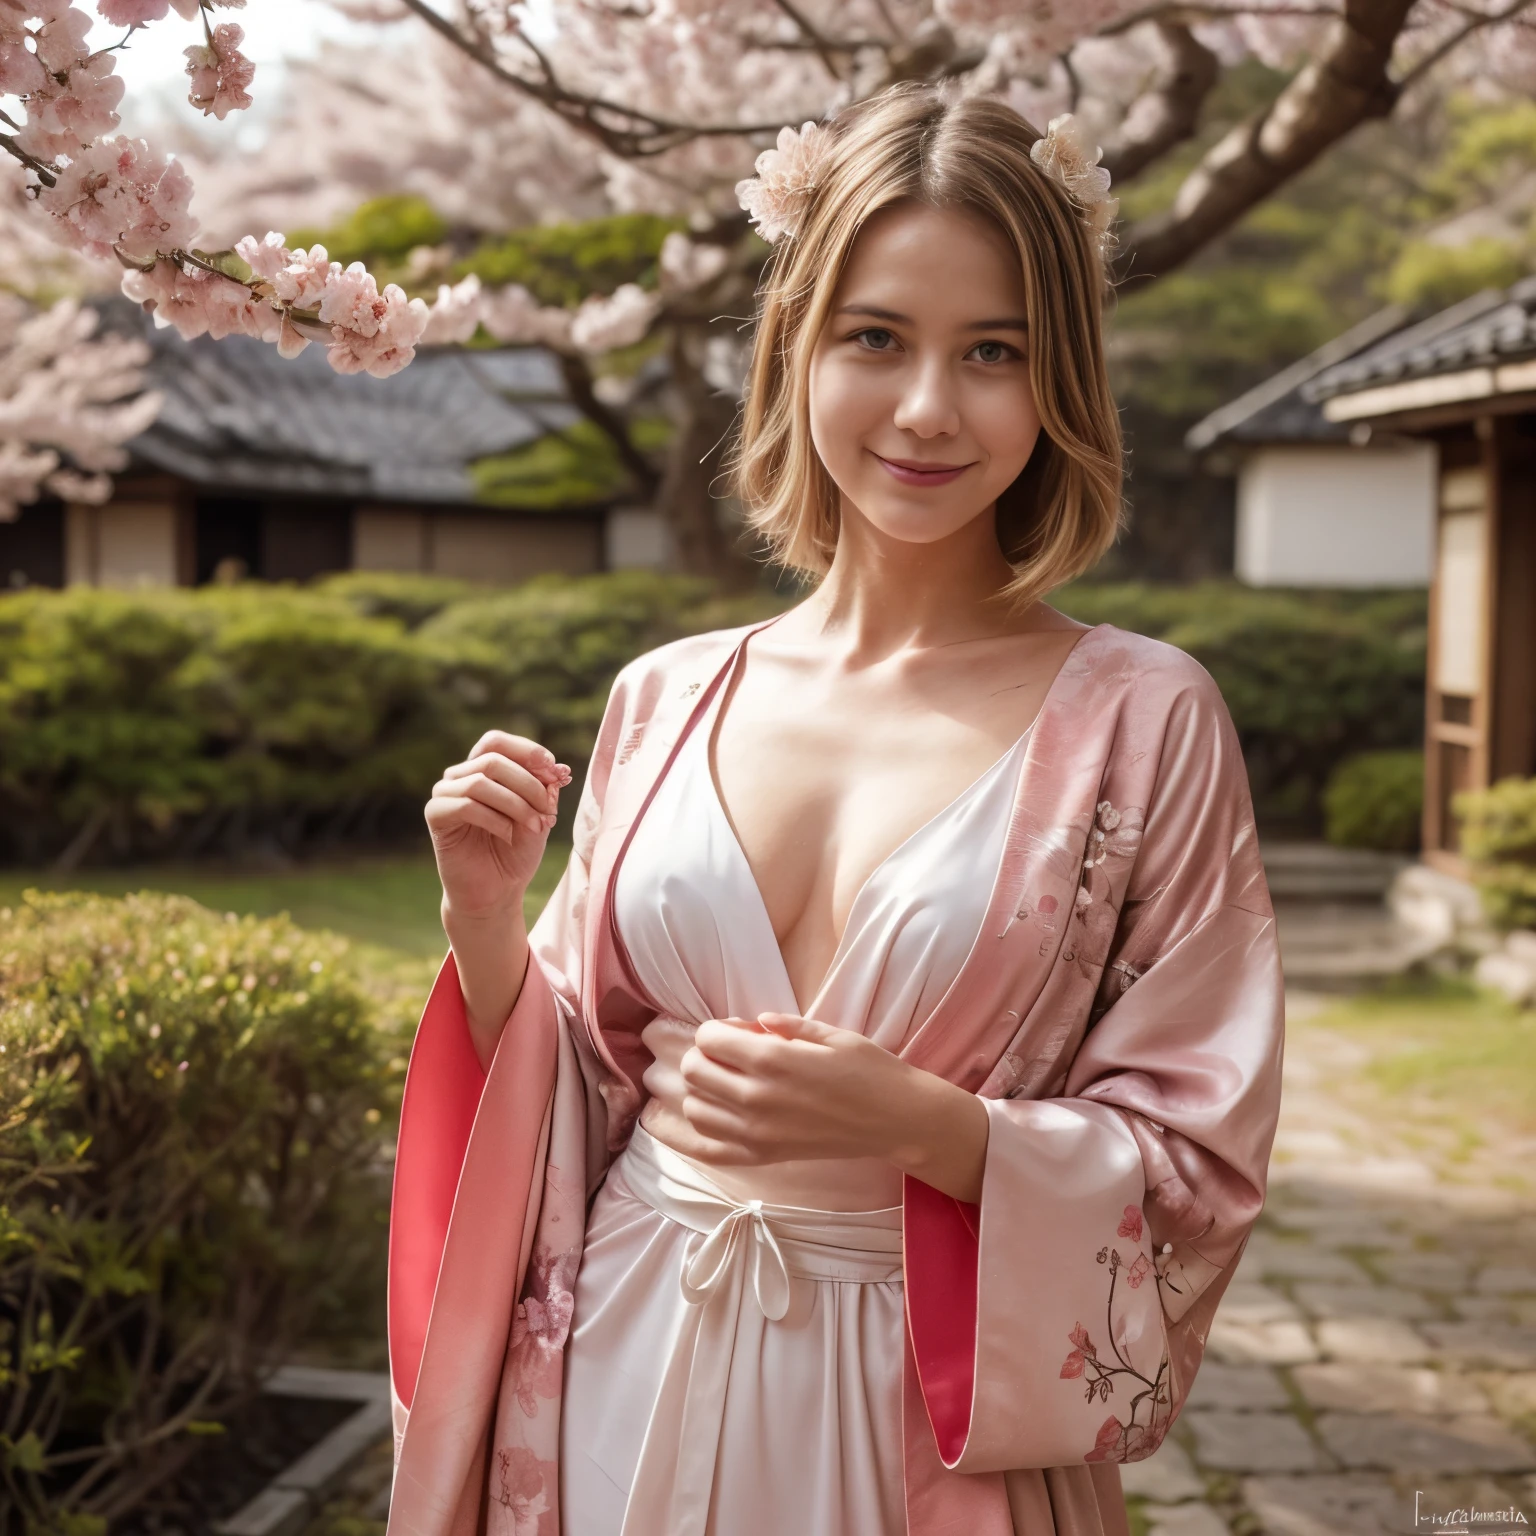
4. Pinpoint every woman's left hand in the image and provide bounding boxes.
[678,1013,991,1203]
